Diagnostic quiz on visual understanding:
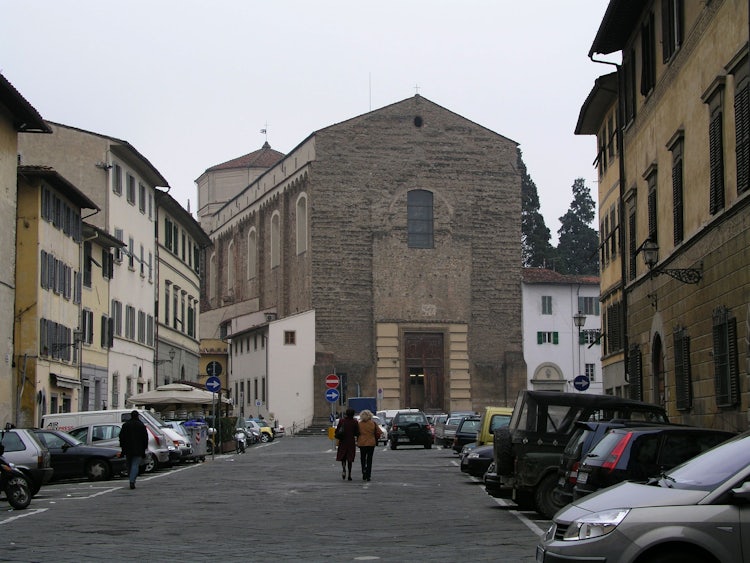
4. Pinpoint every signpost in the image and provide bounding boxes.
[205,375,222,460]
[325,388,340,403]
